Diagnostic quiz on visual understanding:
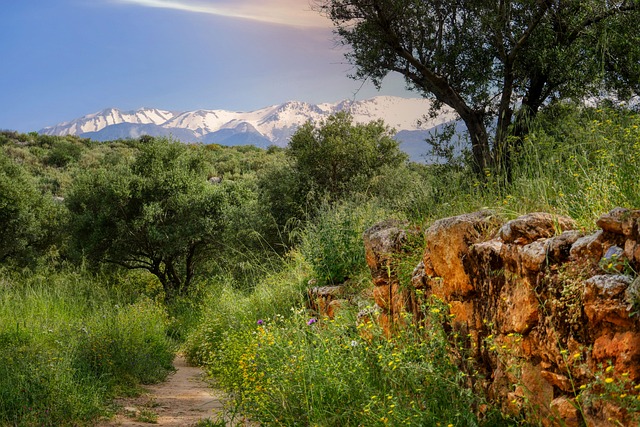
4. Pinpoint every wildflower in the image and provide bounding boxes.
[605,378,614,384]
[257,319,264,326]
[307,317,317,326]
[431,308,441,314]
[350,340,358,347]
[605,365,614,373]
